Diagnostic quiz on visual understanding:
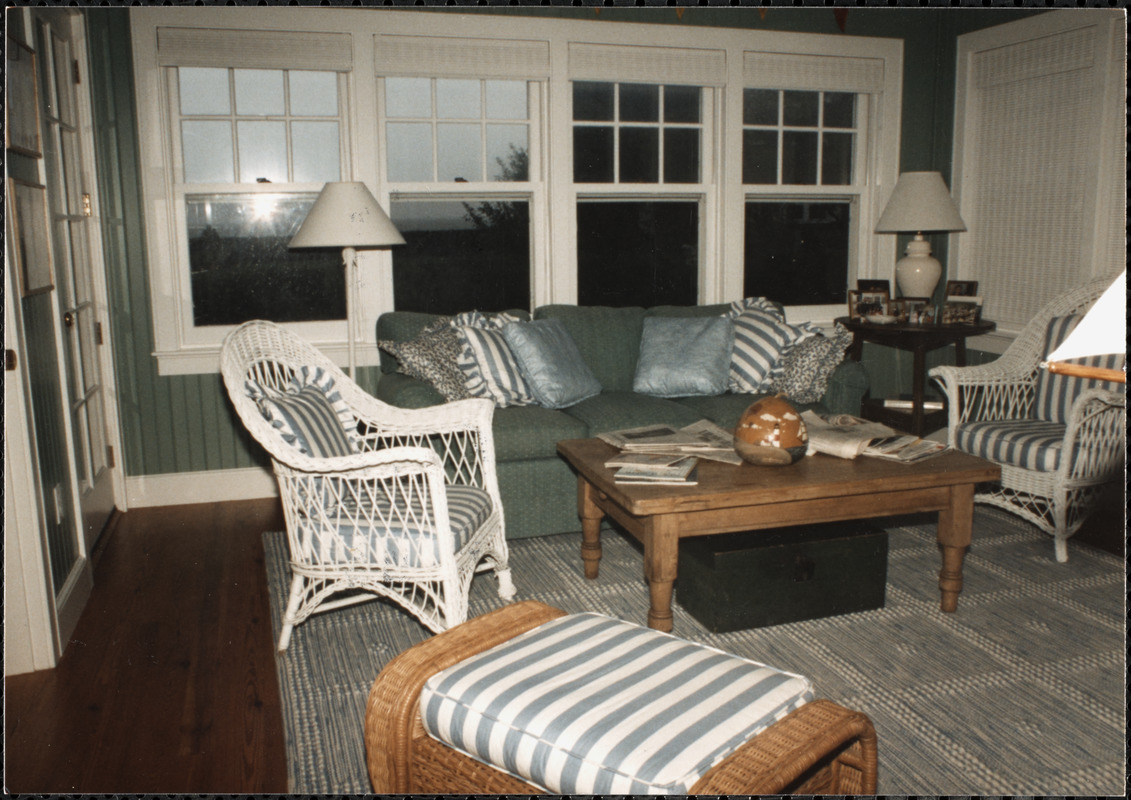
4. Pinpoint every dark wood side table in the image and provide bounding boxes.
[835,316,996,437]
